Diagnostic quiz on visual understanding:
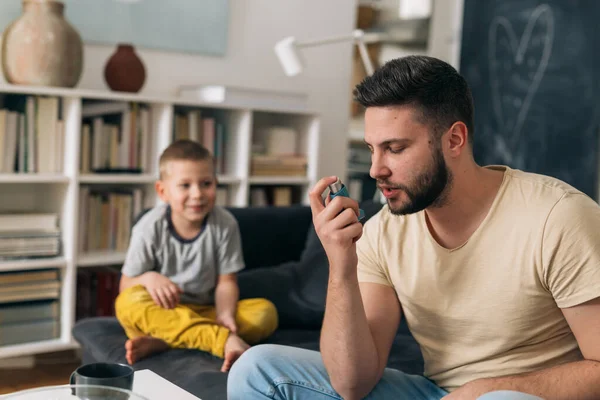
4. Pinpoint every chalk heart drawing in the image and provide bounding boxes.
[489,4,554,150]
